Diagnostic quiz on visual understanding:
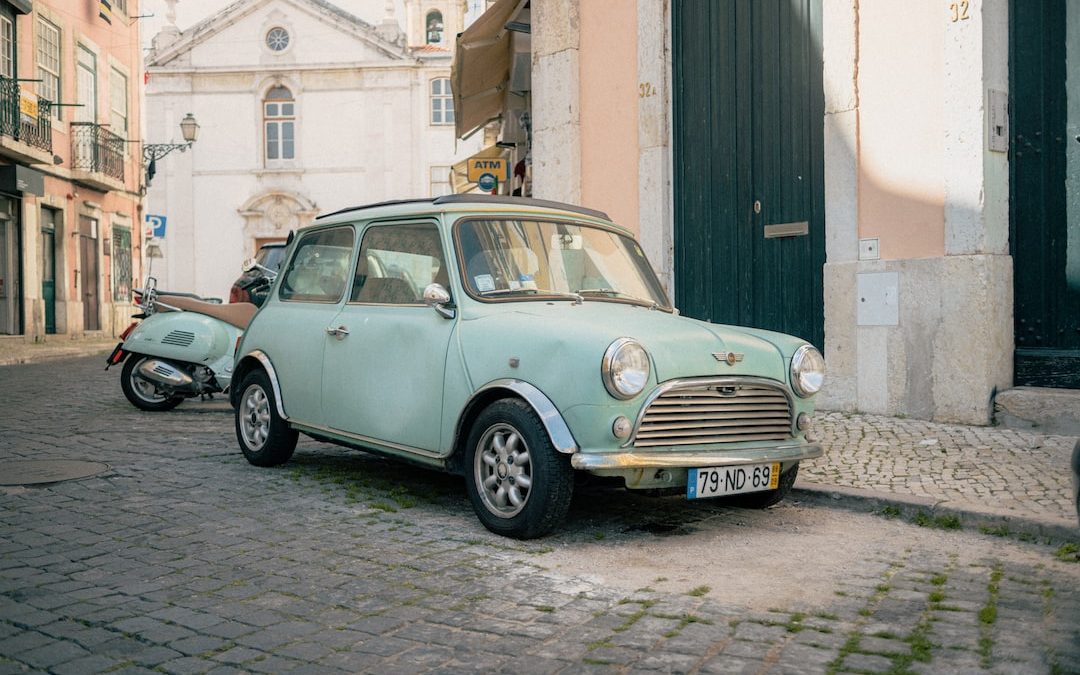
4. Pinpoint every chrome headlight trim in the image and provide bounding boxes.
[602,338,650,400]
[790,344,825,398]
